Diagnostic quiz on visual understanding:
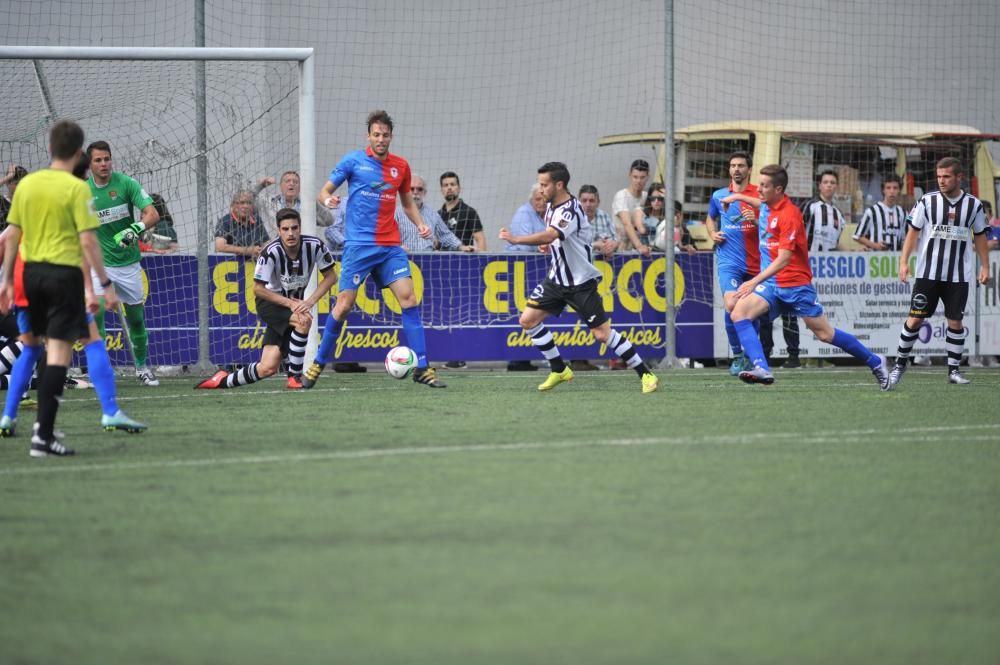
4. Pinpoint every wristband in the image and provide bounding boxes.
[101,278,113,288]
